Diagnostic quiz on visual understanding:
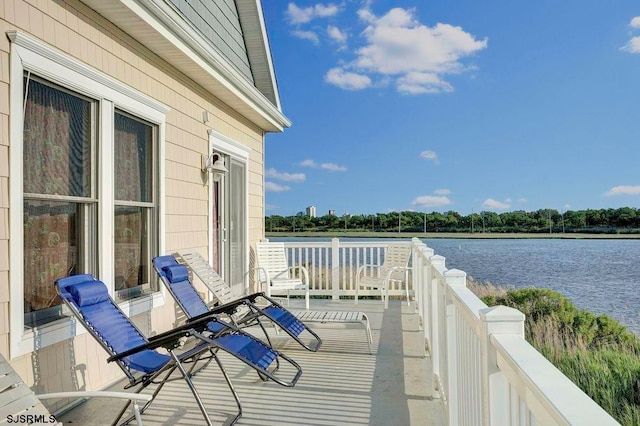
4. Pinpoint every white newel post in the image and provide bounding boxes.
[479,306,525,426]
[429,255,446,399]
[444,268,467,426]
[331,238,340,300]
[411,239,424,317]
[421,246,434,344]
